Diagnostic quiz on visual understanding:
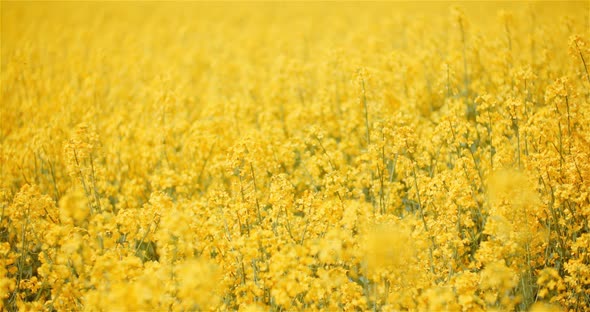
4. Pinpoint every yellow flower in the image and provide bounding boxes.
[59,189,90,224]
